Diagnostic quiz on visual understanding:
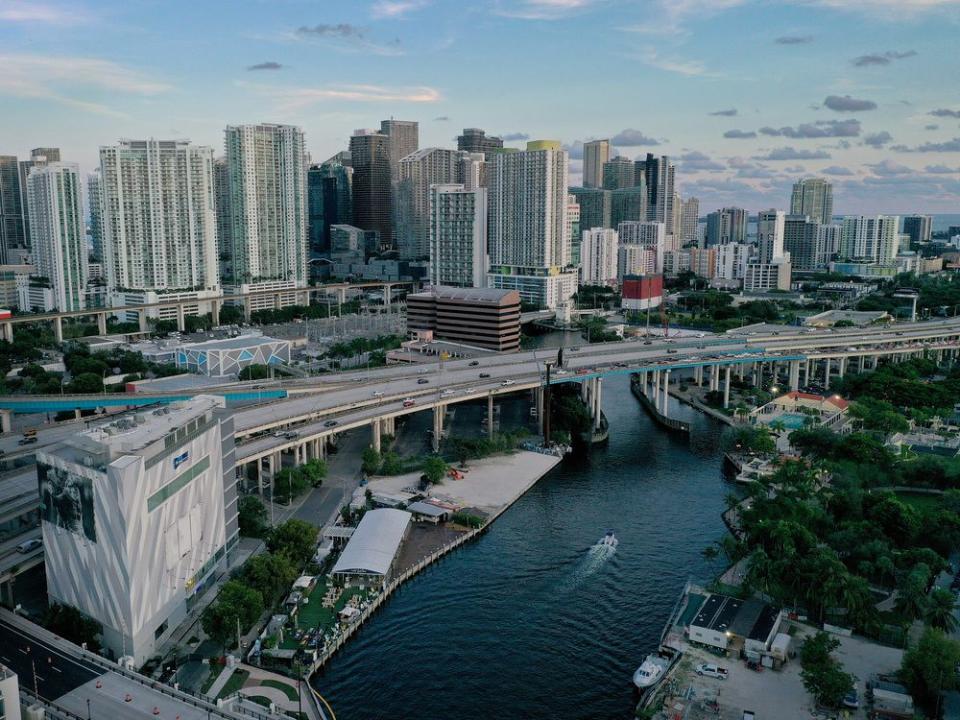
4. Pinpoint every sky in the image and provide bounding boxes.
[1,0,960,215]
